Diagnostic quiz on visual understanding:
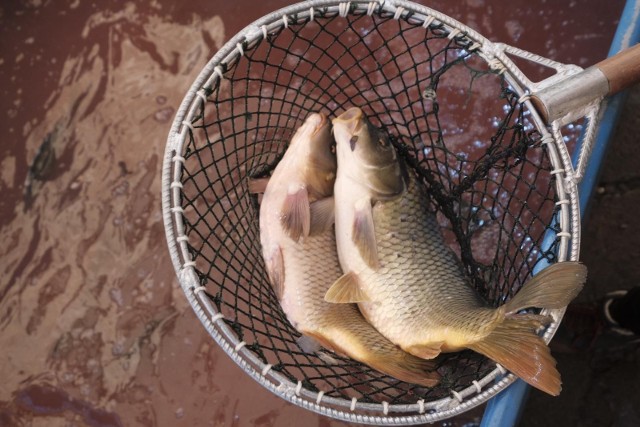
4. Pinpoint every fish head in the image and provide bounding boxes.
[332,107,405,198]
[291,113,337,197]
